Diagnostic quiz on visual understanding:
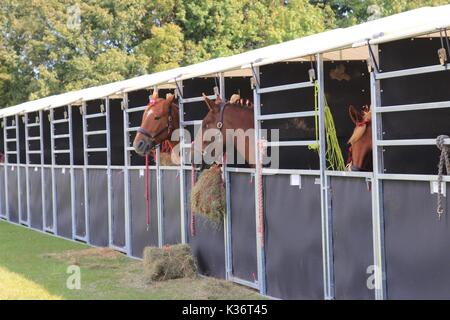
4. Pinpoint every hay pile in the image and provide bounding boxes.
[159,152,176,166]
[190,165,226,224]
[142,244,197,282]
